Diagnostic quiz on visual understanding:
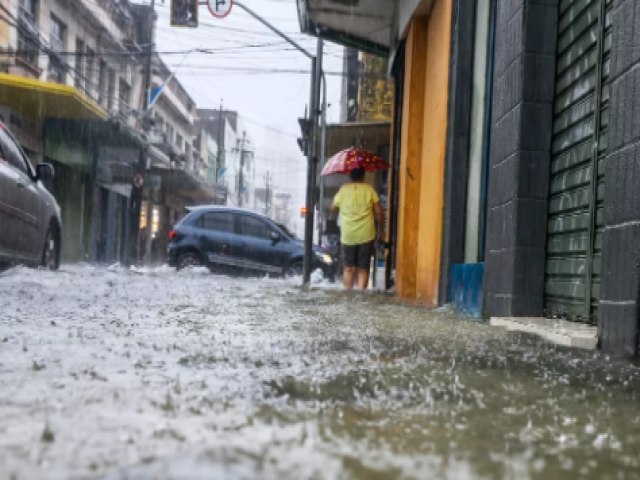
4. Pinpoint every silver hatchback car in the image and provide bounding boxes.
[0,122,61,270]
